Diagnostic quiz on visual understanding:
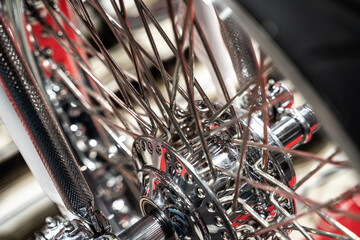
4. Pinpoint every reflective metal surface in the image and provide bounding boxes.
[135,136,237,239]
[133,99,317,239]
[0,0,359,239]
[118,211,170,240]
